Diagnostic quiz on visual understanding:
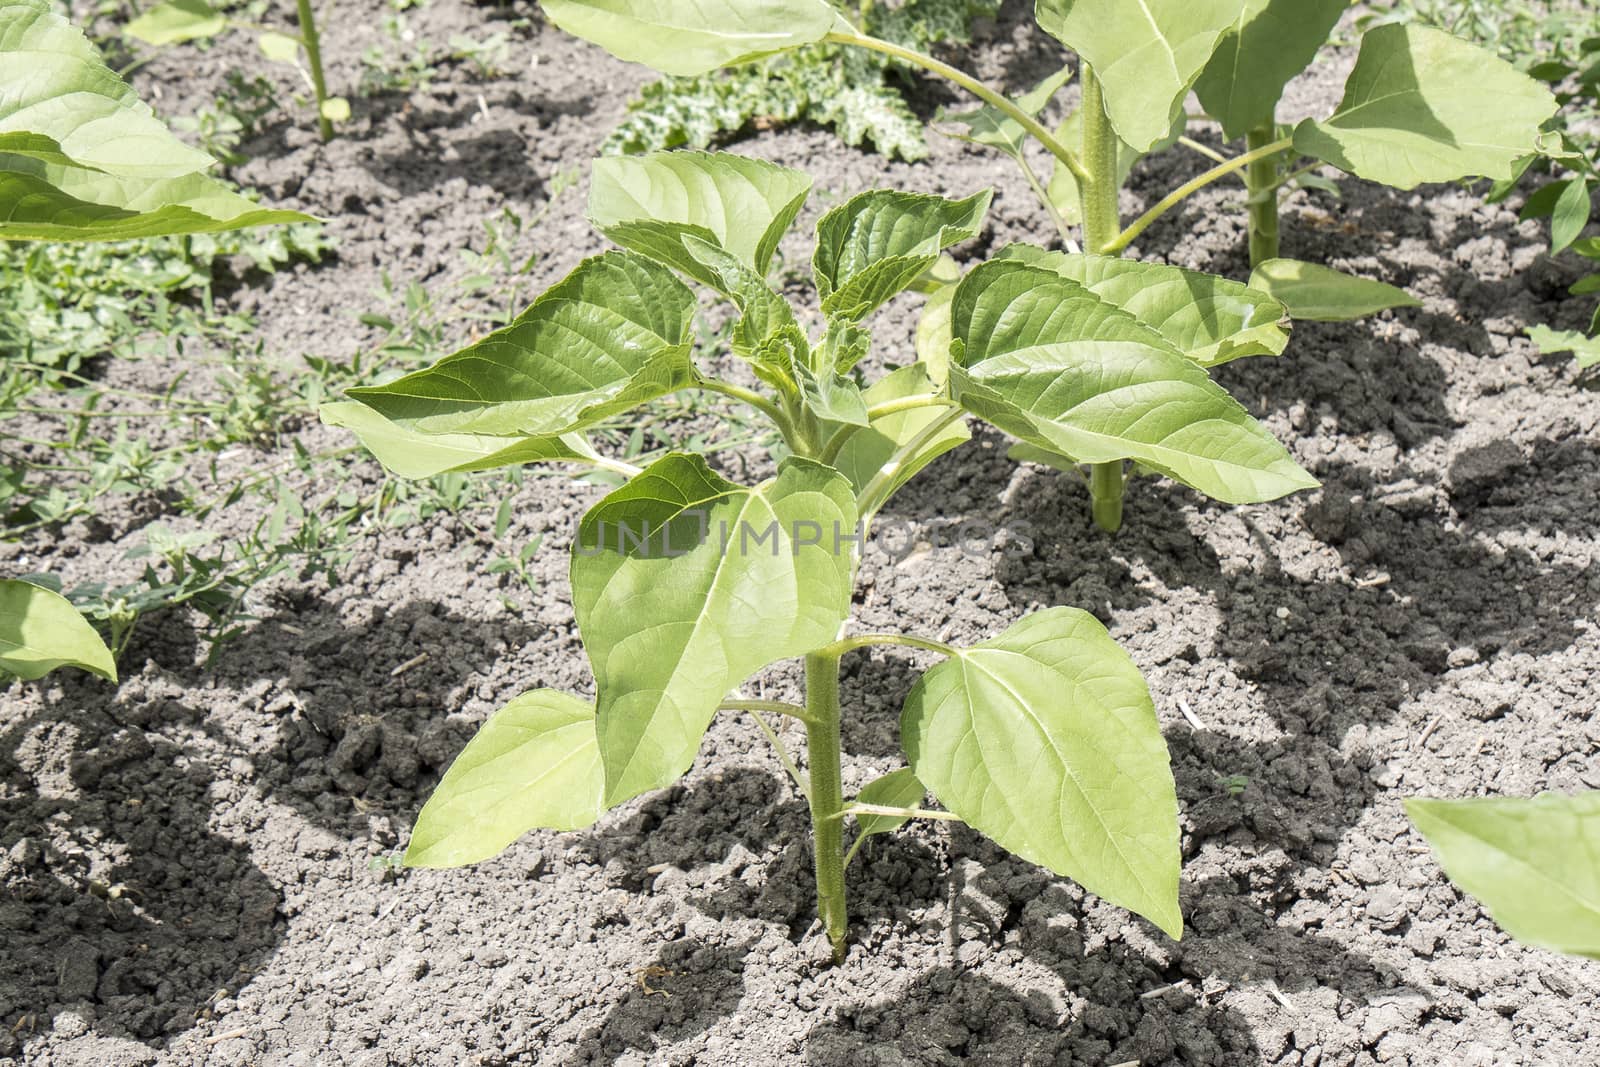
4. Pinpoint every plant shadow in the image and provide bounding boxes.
[0,683,281,1053]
